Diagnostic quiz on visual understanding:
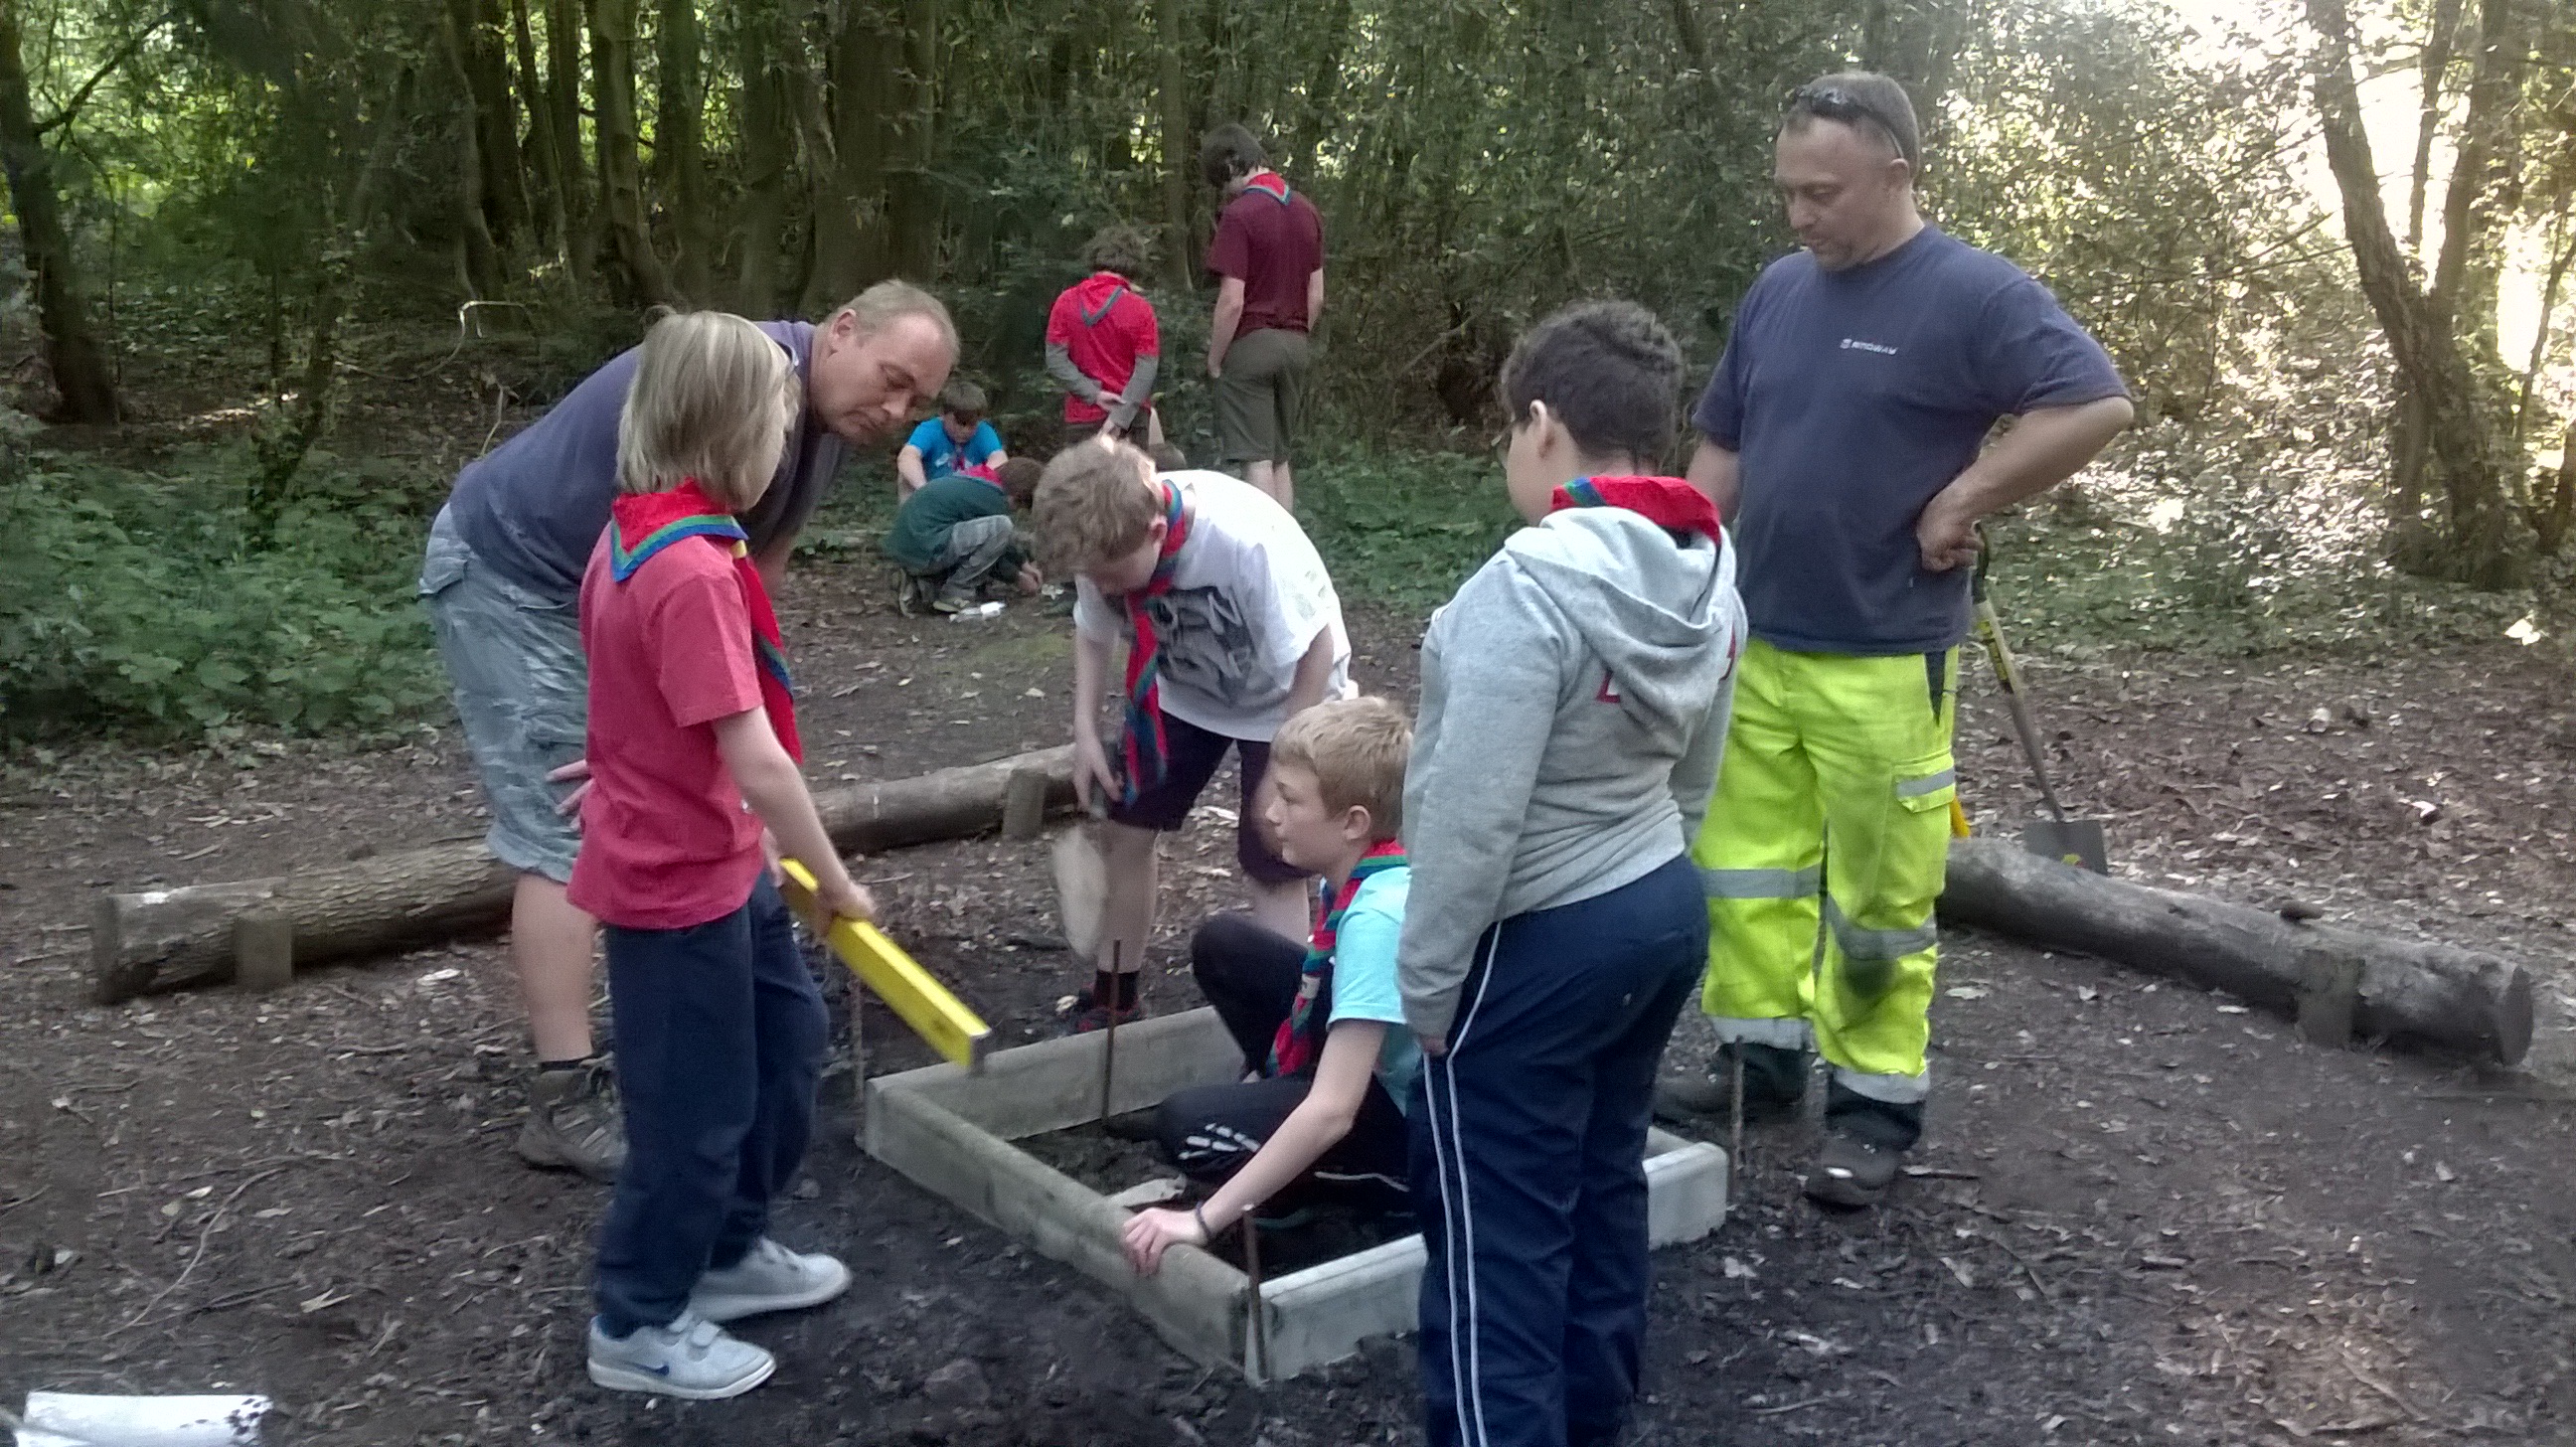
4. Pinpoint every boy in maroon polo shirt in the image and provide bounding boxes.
[1046,224,1163,446]
[1200,124,1324,511]
[568,312,874,1400]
